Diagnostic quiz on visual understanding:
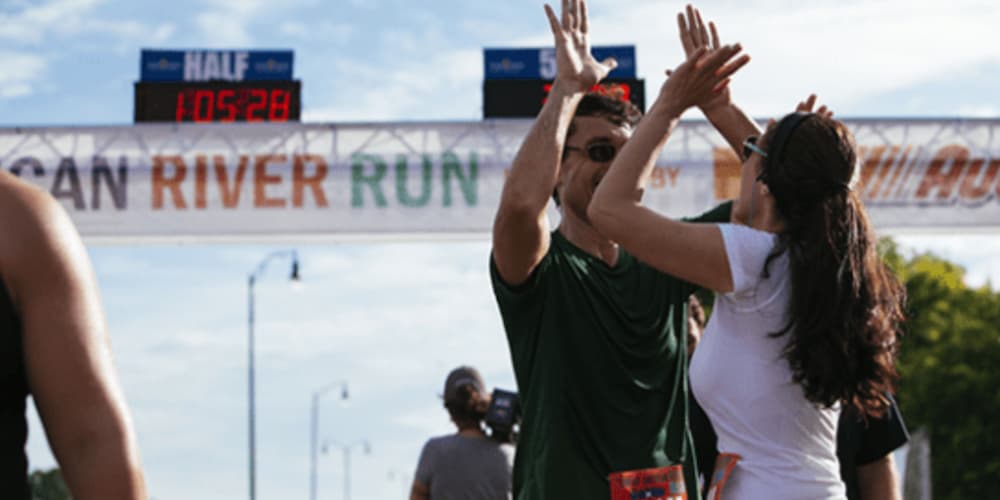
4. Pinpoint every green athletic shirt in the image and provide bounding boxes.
[489,202,731,500]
